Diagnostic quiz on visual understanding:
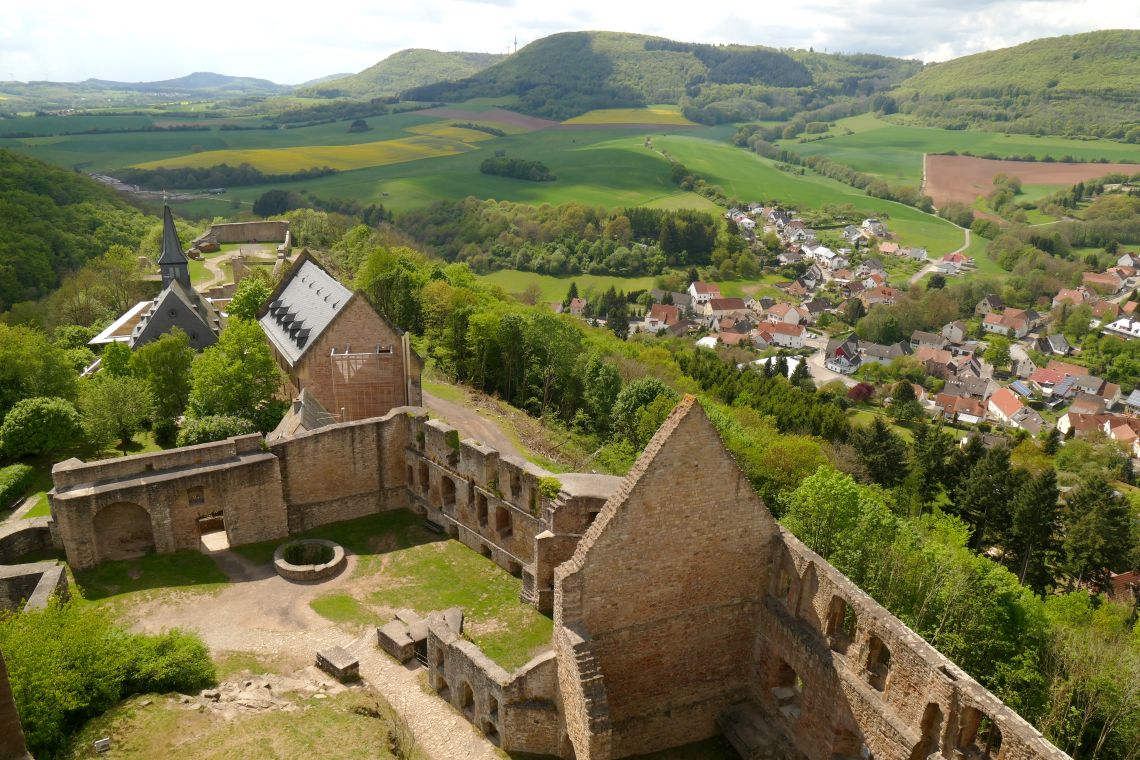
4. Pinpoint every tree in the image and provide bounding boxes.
[888,380,922,421]
[985,335,1011,369]
[562,281,579,309]
[850,416,908,487]
[129,329,195,438]
[577,353,621,437]
[0,397,83,458]
[227,277,273,321]
[0,325,78,423]
[902,421,955,512]
[253,189,294,217]
[928,273,947,290]
[608,301,630,341]
[842,298,866,325]
[789,359,811,388]
[79,375,155,452]
[188,319,284,431]
[611,377,677,448]
[176,415,257,447]
[101,341,132,377]
[1004,467,1060,592]
[952,445,1022,551]
[1062,475,1135,590]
